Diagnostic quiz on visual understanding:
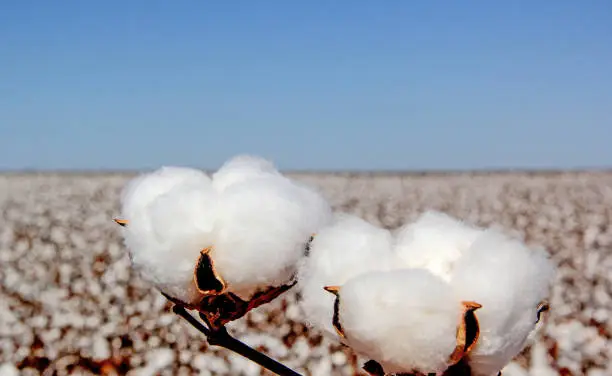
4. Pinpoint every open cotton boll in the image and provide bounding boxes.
[210,175,331,300]
[119,167,217,304]
[338,269,462,375]
[451,229,555,376]
[394,210,482,282]
[211,154,284,193]
[297,214,394,339]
